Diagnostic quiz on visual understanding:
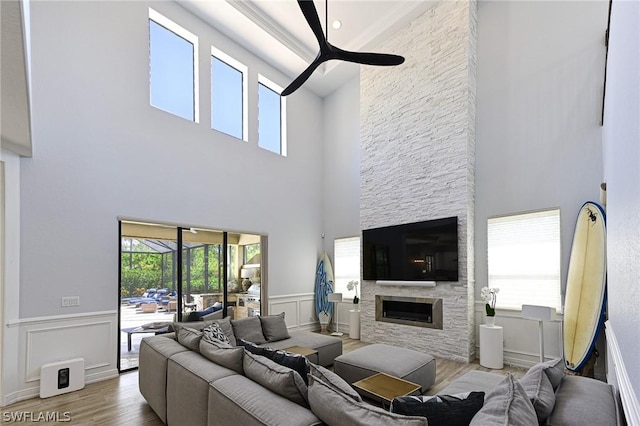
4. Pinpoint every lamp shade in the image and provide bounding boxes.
[240,269,252,279]
[328,293,343,303]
